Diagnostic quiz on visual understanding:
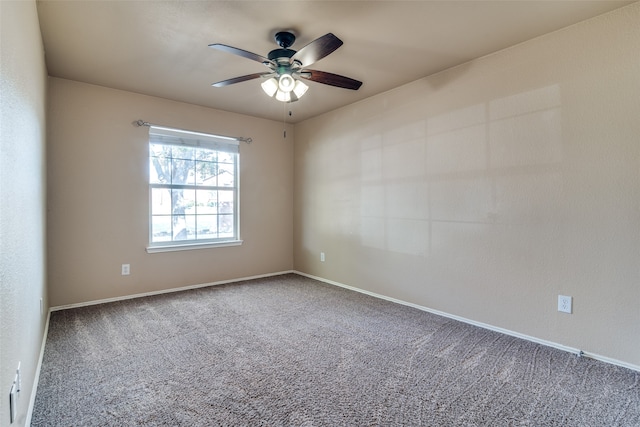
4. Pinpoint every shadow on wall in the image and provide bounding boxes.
[295,84,565,291]
[353,85,563,260]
